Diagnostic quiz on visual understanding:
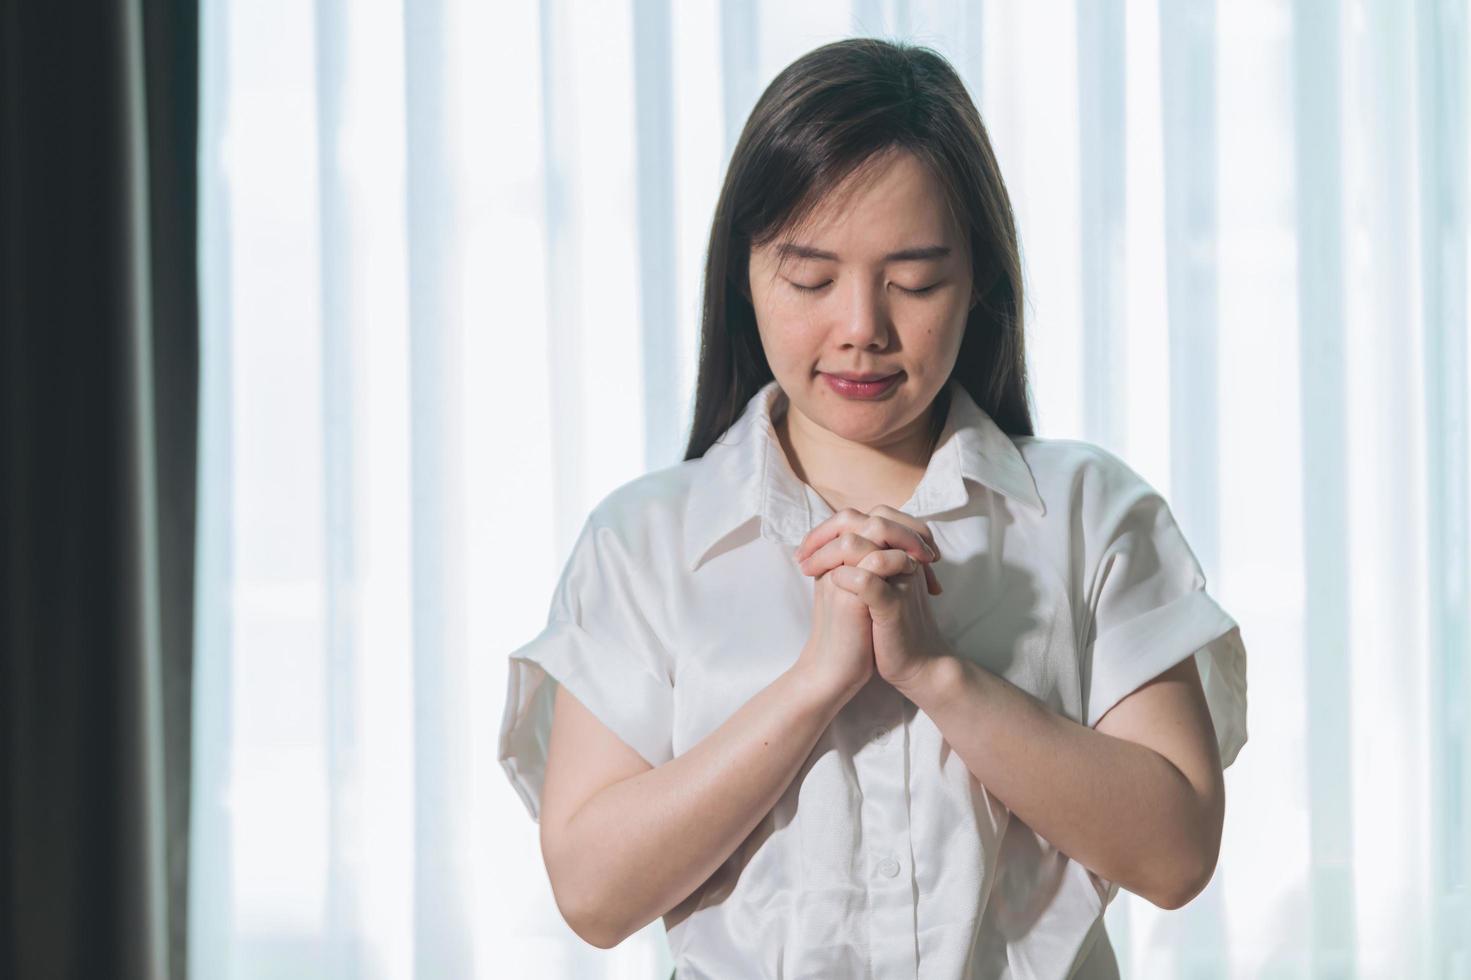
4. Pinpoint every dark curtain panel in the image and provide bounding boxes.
[1,1,199,979]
